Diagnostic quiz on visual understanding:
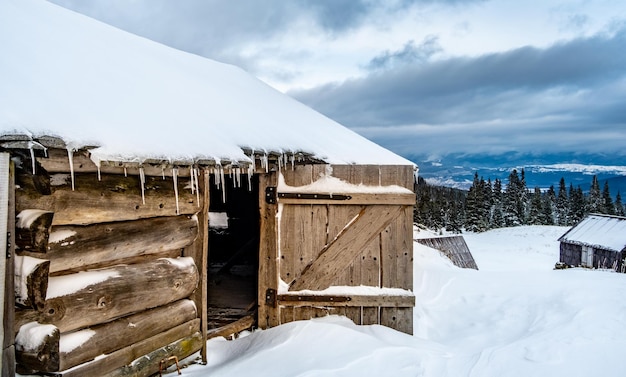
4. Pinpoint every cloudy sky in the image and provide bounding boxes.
[49,0,626,164]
